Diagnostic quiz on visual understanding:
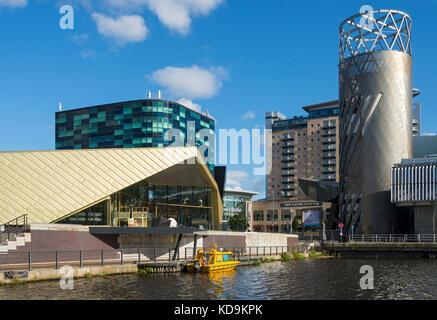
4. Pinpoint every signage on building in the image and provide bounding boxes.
[280,202,322,208]
[303,210,321,227]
